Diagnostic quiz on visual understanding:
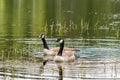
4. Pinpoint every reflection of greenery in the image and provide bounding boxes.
[0,0,120,37]
[0,0,120,48]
